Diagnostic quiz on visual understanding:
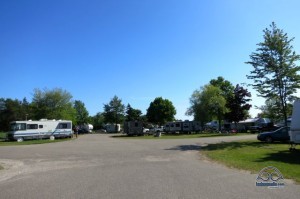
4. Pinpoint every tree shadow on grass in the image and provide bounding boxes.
[201,141,300,165]
[201,141,265,151]
[165,142,261,152]
[202,141,293,150]
[254,150,300,165]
